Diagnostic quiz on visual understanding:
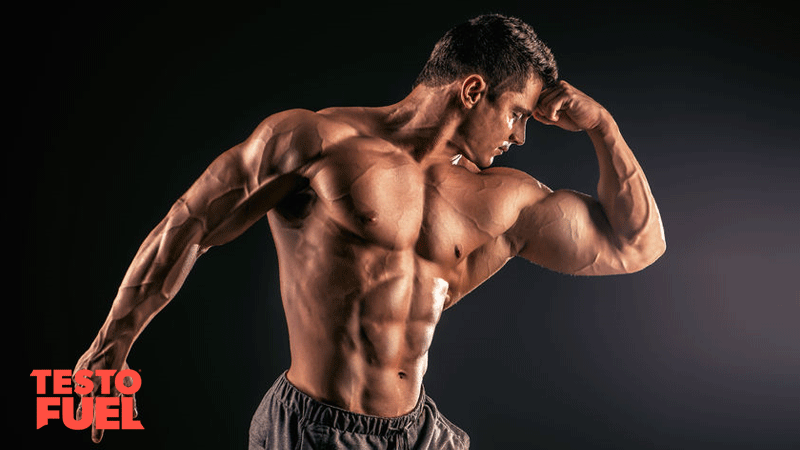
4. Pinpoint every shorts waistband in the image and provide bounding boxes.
[271,371,426,436]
